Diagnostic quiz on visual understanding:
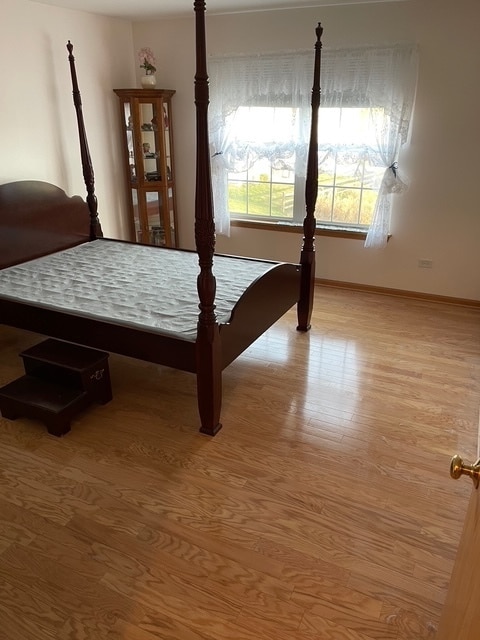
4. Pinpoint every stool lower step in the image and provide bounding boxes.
[0,375,90,437]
